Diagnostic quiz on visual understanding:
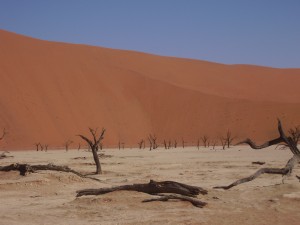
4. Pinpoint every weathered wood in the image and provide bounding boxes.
[214,156,299,190]
[215,120,300,190]
[142,193,207,208]
[76,179,207,197]
[0,163,85,176]
[252,161,266,165]
[0,152,13,160]
[0,163,103,183]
